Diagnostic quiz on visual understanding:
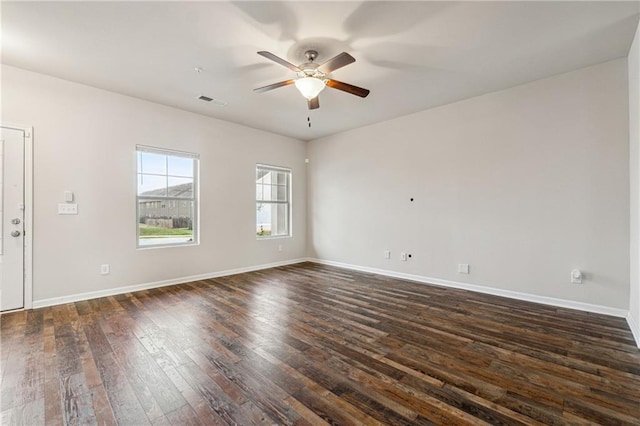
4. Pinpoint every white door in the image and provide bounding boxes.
[0,127,25,311]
